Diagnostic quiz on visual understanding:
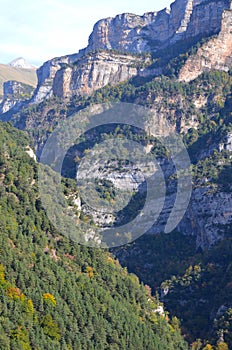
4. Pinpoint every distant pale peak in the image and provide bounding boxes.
[8,57,35,69]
